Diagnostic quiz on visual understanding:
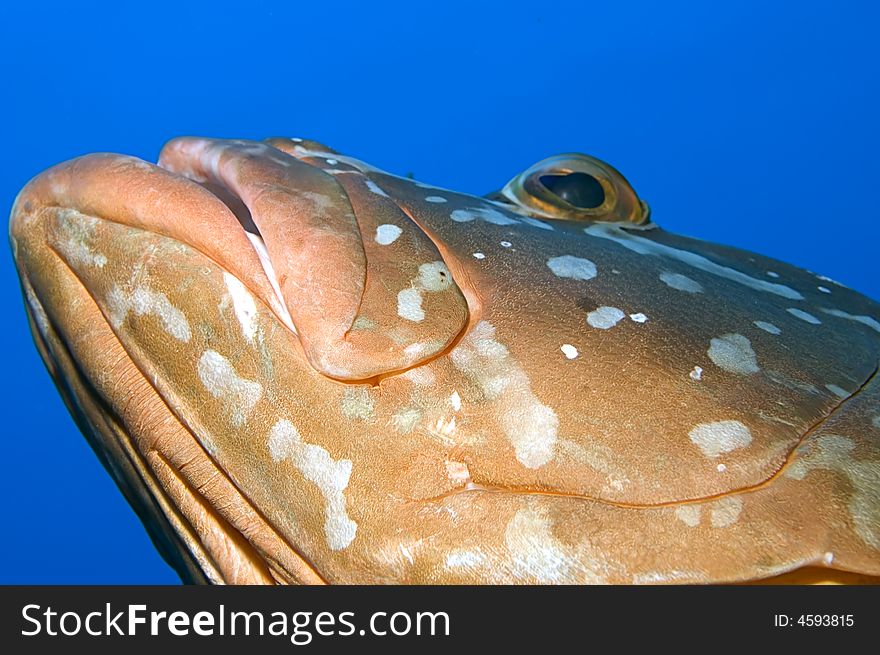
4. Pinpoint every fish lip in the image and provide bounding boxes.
[160,136,474,382]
